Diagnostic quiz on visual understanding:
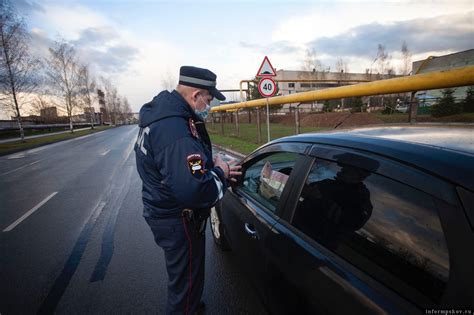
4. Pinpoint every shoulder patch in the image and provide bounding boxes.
[187,153,205,176]
[188,118,200,139]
